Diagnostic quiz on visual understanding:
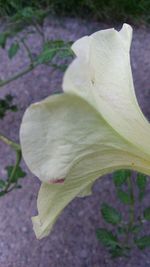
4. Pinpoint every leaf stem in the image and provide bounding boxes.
[20,38,34,66]
[33,22,45,43]
[0,133,20,151]
[123,175,135,246]
[4,149,22,193]
[127,176,135,227]
[0,133,23,193]
[0,63,37,88]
